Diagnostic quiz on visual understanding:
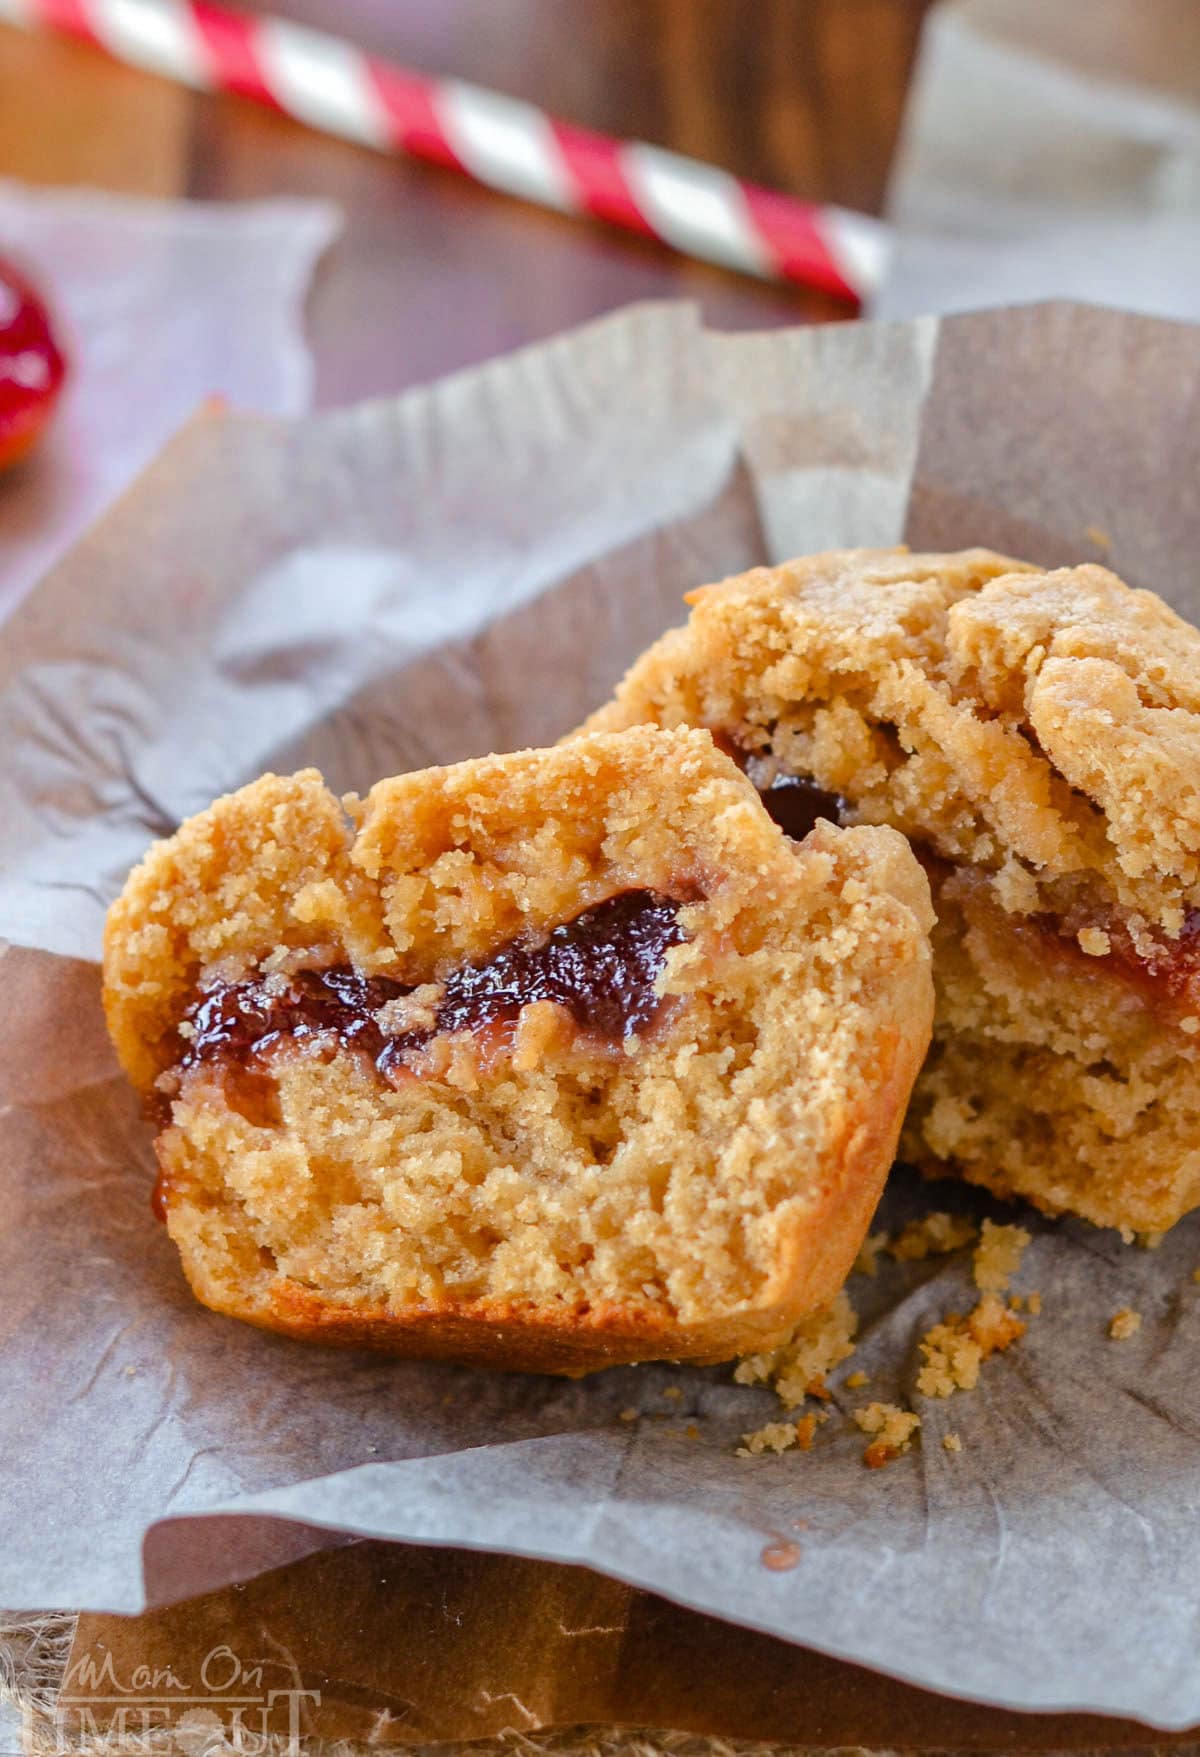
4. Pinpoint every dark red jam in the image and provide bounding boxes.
[1148,910,1200,998]
[755,772,848,842]
[154,891,687,1220]
[711,730,847,842]
[174,889,686,1089]
[941,864,1200,1012]
[1043,904,1200,1004]
[432,888,686,1042]
[180,965,413,1074]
